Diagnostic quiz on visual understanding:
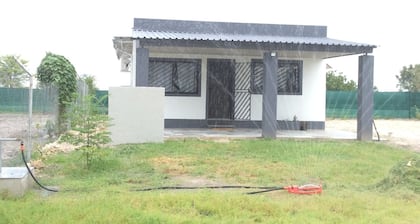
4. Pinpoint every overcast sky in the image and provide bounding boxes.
[1,0,418,90]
